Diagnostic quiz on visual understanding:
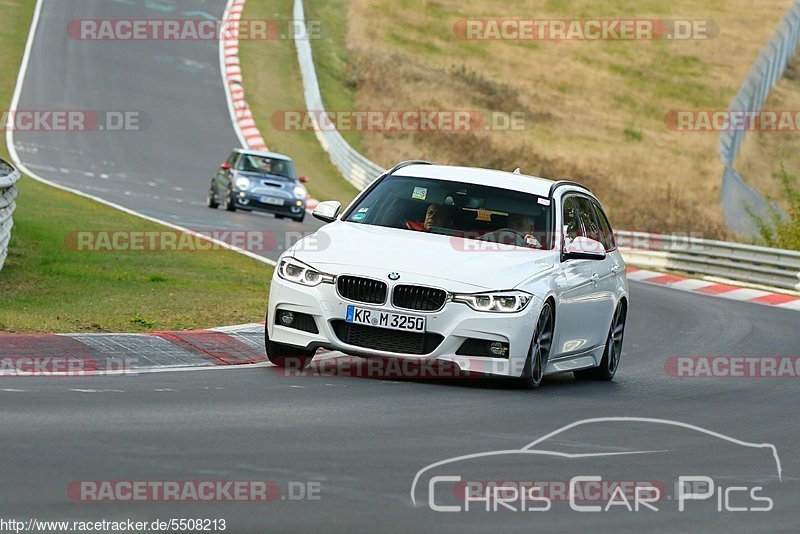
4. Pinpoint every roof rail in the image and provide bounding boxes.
[385,160,435,176]
[548,180,590,197]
